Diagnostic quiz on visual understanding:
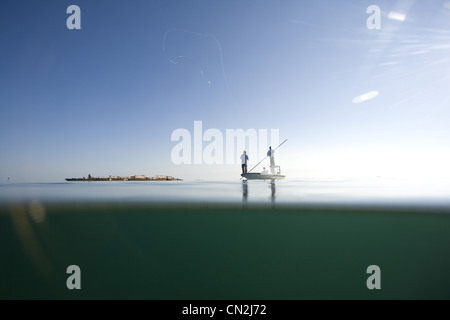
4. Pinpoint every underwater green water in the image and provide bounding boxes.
[1,203,449,299]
